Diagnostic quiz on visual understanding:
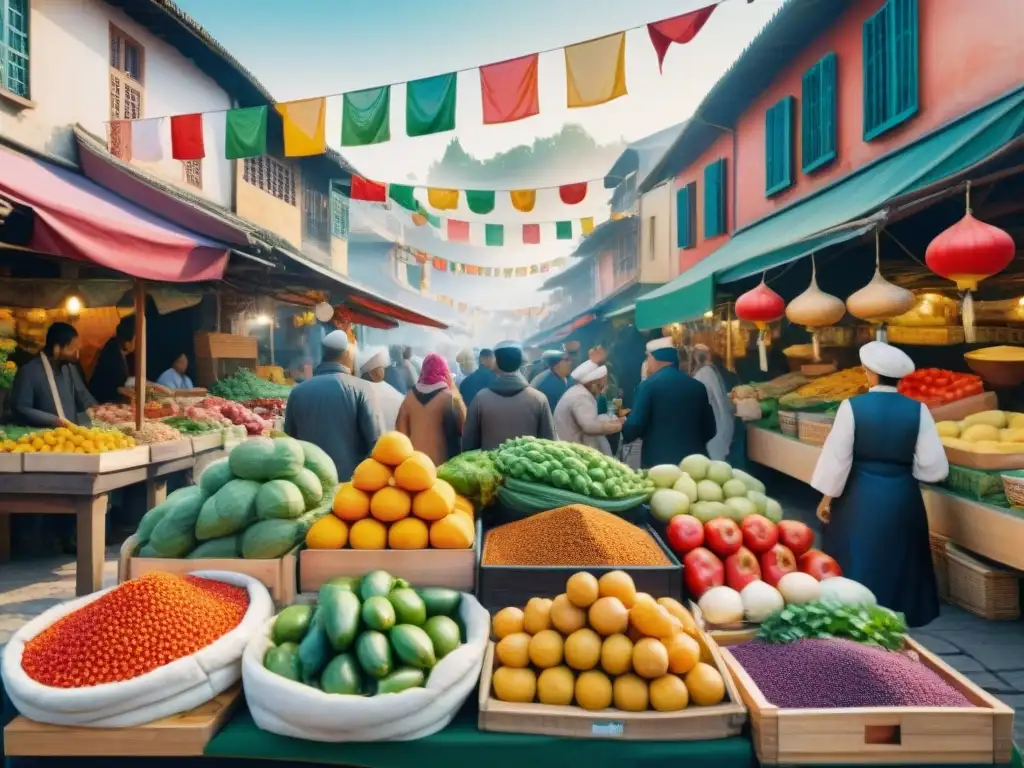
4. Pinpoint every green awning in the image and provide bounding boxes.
[635,85,1024,330]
